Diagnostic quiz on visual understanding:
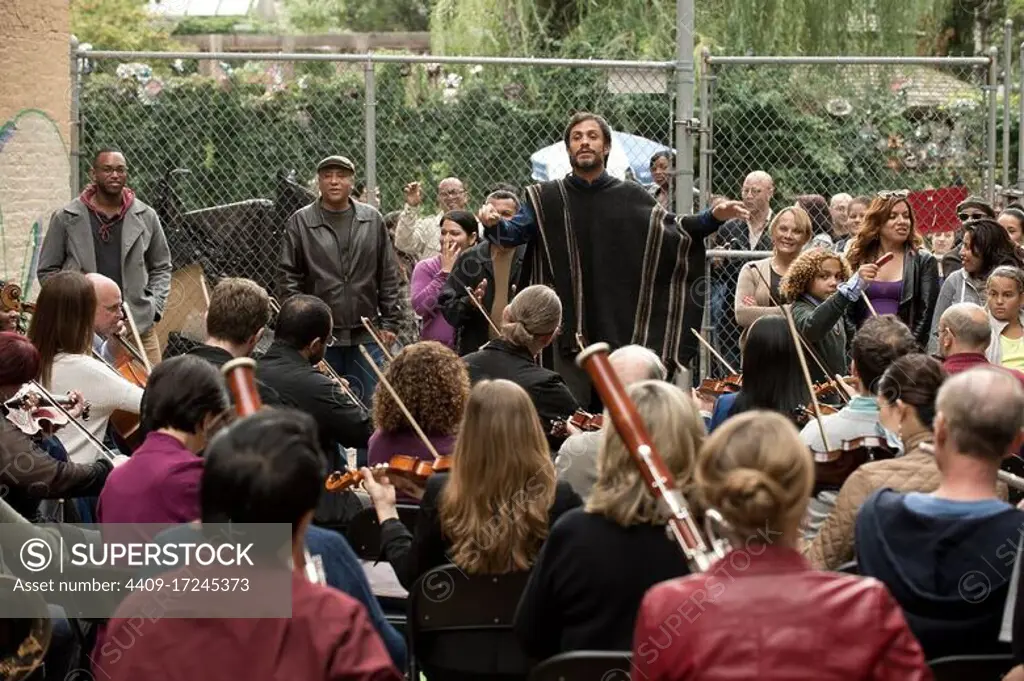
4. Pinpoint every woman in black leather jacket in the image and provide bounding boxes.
[846,193,938,347]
